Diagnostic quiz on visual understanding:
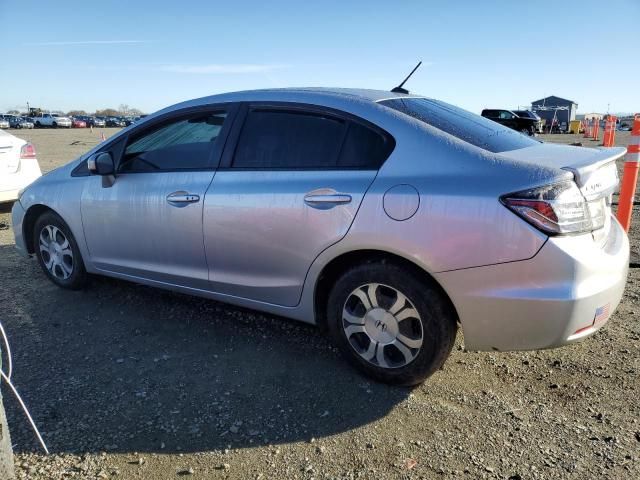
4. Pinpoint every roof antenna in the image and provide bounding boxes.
[391,61,422,94]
